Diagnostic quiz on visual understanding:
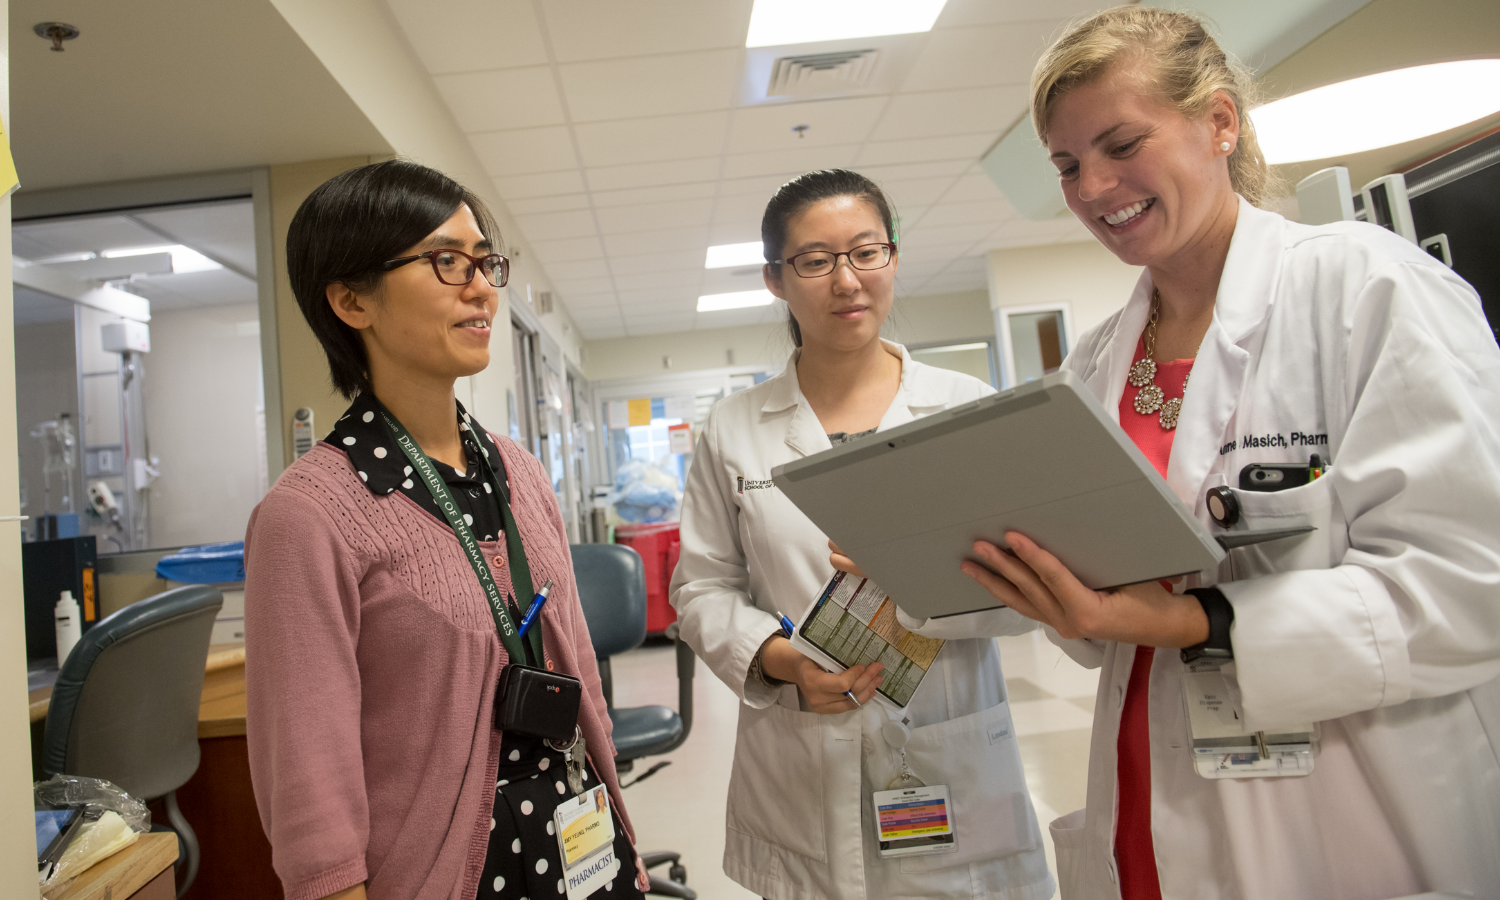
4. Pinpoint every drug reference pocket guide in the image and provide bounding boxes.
[791,571,946,710]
